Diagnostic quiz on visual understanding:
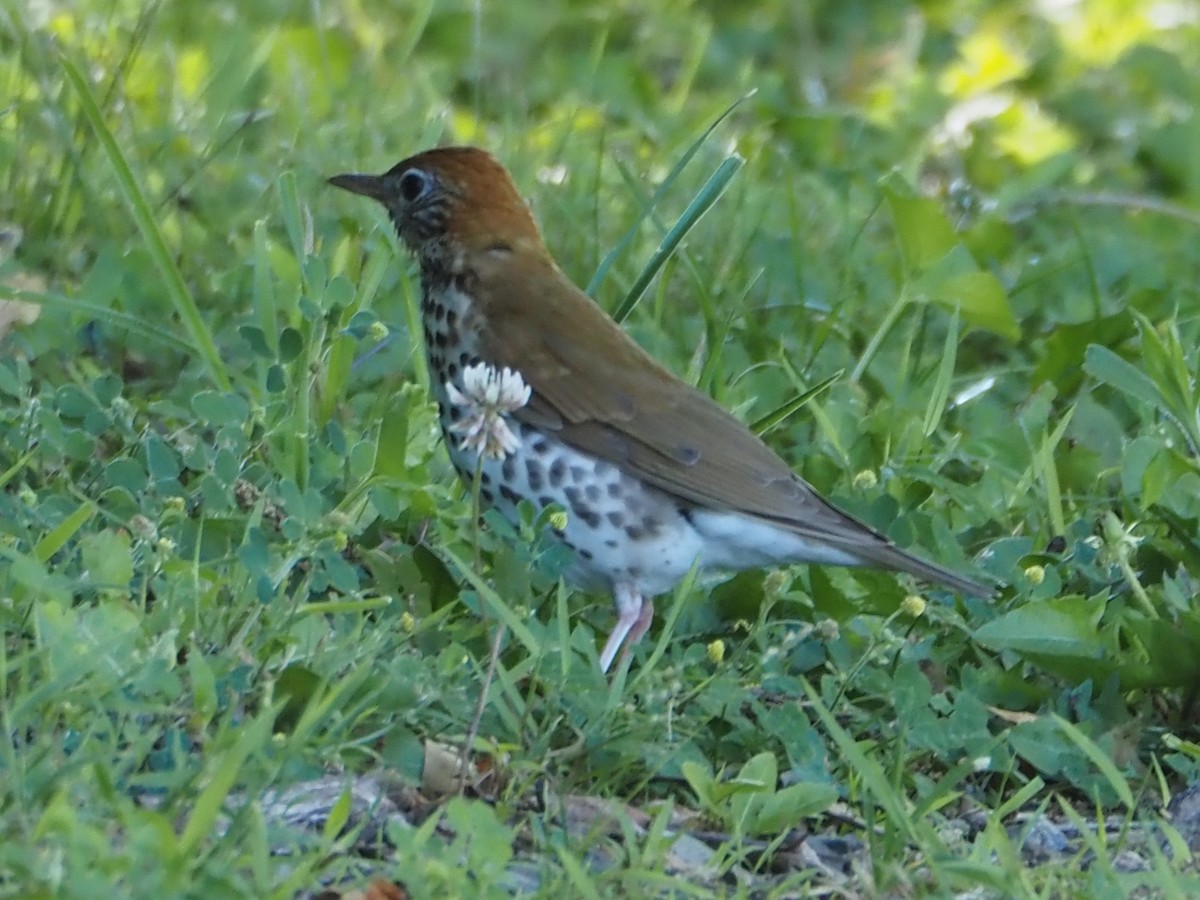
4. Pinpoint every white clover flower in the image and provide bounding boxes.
[445,363,532,460]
